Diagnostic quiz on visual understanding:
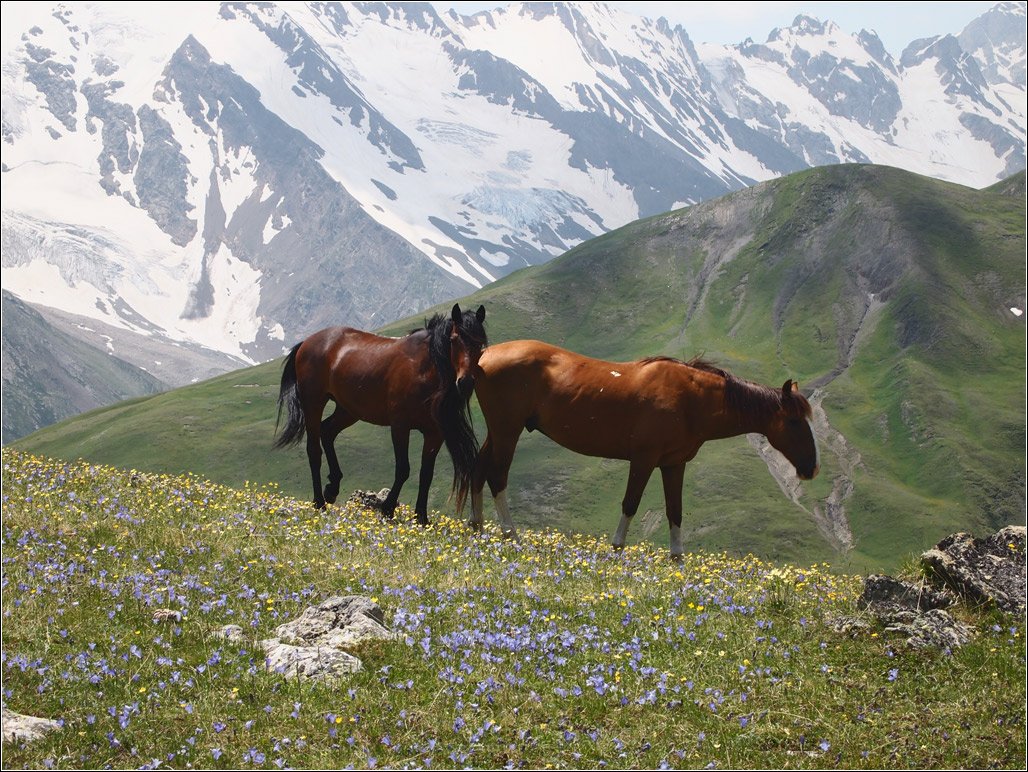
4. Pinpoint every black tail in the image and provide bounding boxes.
[273,343,306,449]
[436,386,479,514]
